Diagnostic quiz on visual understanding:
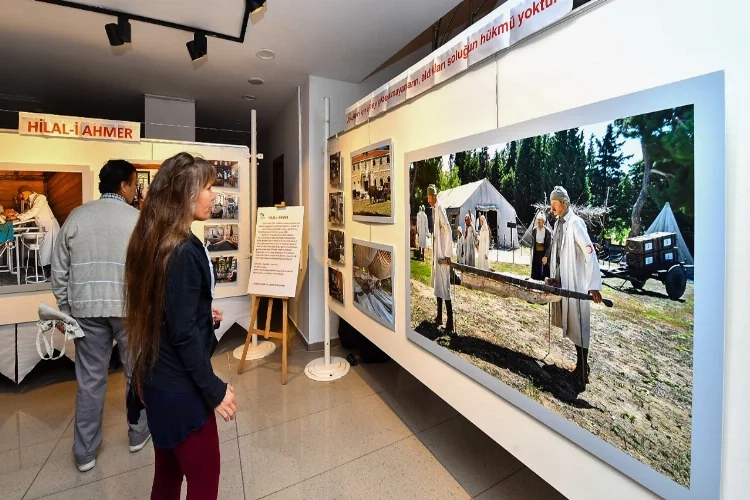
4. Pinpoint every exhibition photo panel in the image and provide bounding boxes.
[329,192,344,226]
[328,229,345,265]
[204,224,239,252]
[211,160,239,189]
[329,151,342,187]
[211,191,239,220]
[408,103,698,489]
[212,255,238,284]
[351,140,394,223]
[352,239,395,330]
[329,266,344,304]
